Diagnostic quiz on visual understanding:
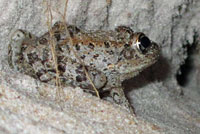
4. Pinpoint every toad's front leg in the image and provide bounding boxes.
[105,74,135,114]
[110,87,135,114]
